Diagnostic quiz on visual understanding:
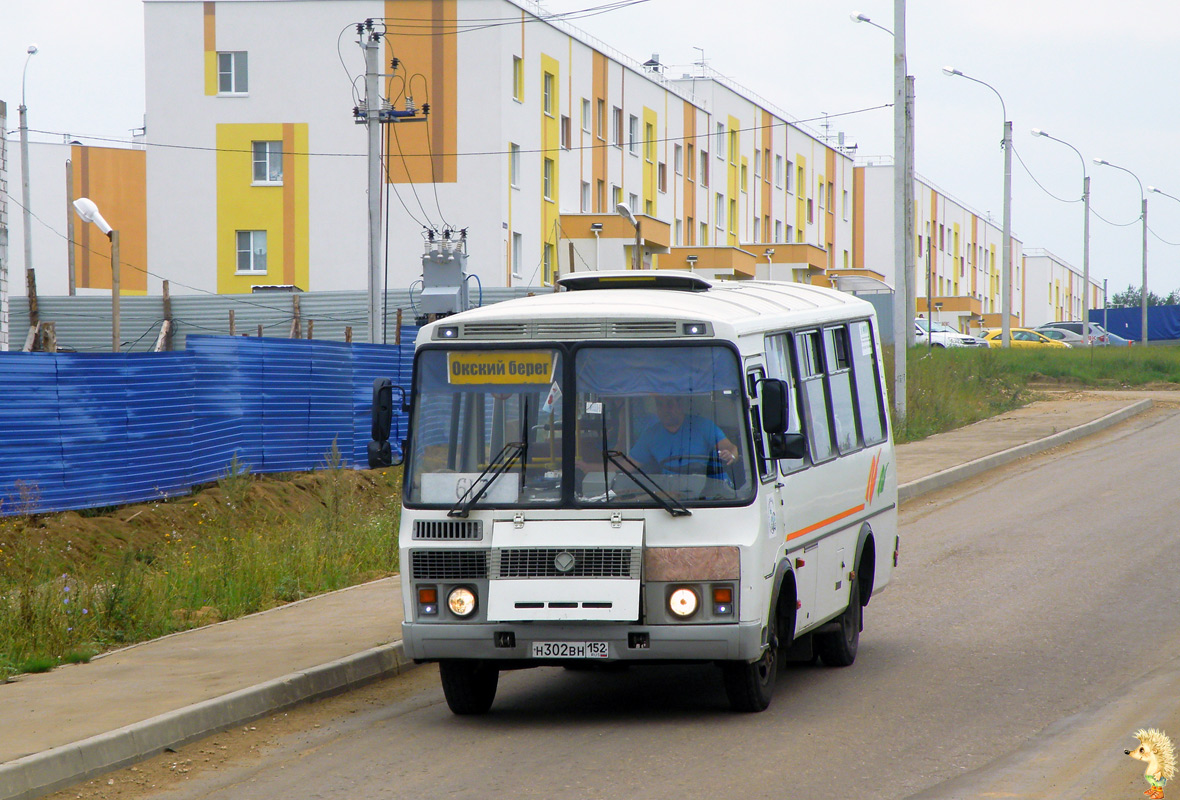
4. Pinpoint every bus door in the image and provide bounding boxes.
[744,361,782,553]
